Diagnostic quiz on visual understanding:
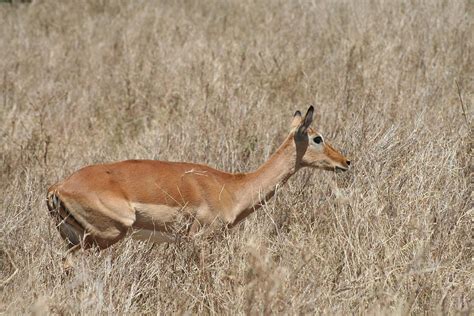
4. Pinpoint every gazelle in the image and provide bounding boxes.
[47,106,350,257]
